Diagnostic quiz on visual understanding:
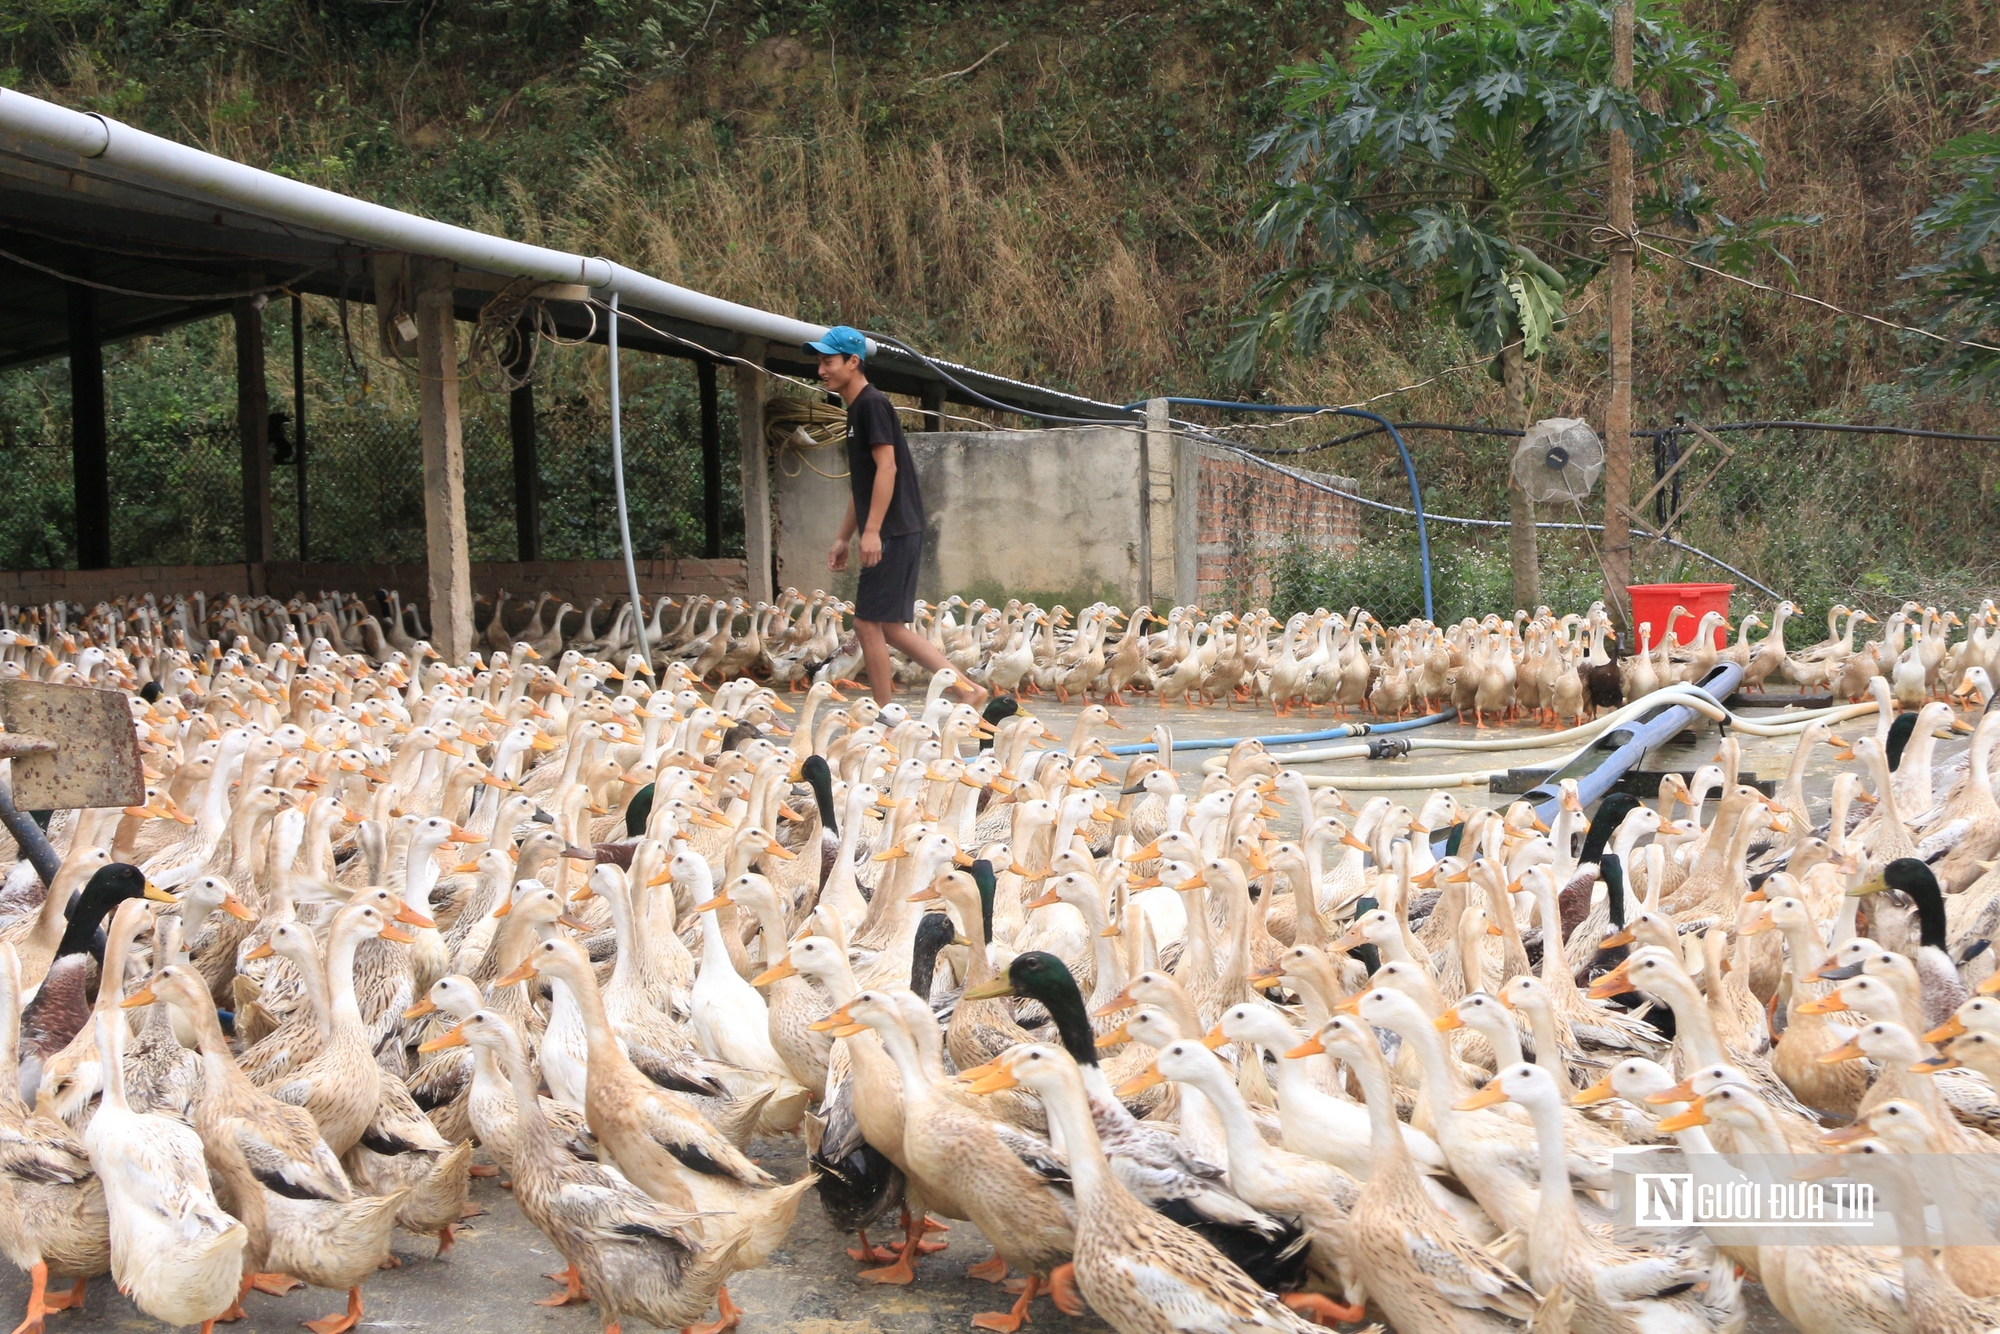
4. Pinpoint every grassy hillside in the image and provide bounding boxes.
[4,0,1998,607]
